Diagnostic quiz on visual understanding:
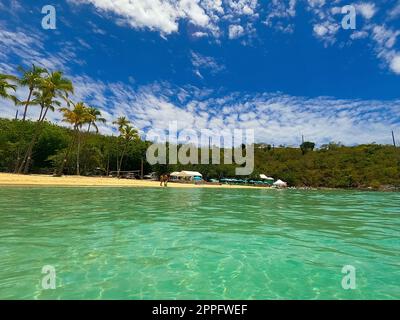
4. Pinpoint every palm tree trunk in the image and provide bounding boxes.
[21,106,51,173]
[118,143,128,177]
[22,89,33,121]
[13,147,21,173]
[54,128,78,177]
[39,105,50,122]
[76,131,81,176]
[106,151,110,176]
[17,105,47,174]
[38,106,44,121]
[18,124,42,174]
[87,123,91,133]
[116,142,120,177]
